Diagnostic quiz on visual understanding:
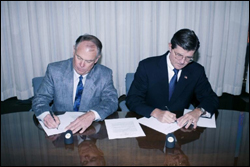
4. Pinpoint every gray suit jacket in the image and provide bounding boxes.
[32,58,118,120]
